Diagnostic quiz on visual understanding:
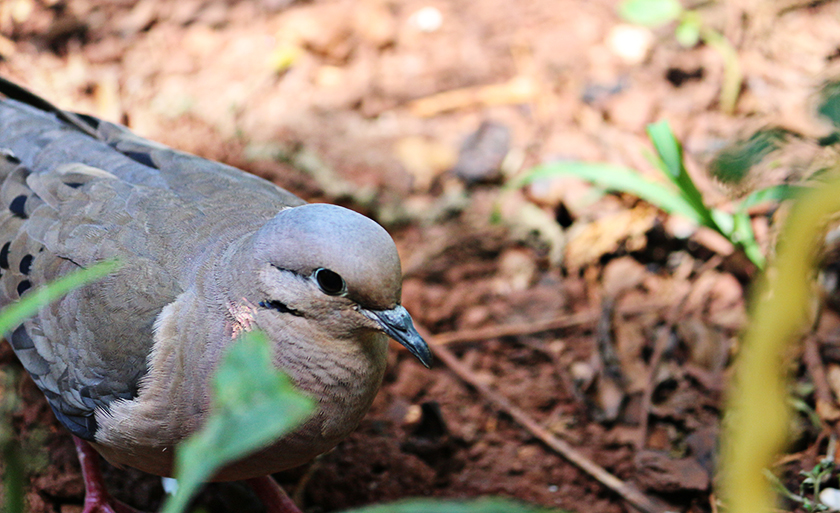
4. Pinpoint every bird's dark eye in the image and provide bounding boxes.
[315,268,346,296]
